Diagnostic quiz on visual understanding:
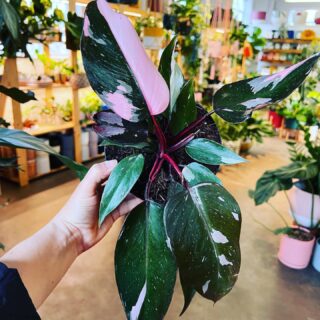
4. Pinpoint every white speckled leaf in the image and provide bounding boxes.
[115,201,177,320]
[81,0,169,122]
[164,183,241,307]
[214,53,320,123]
